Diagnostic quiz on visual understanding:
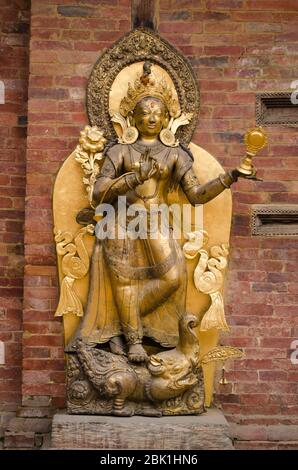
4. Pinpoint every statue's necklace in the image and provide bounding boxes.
[132,140,164,157]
